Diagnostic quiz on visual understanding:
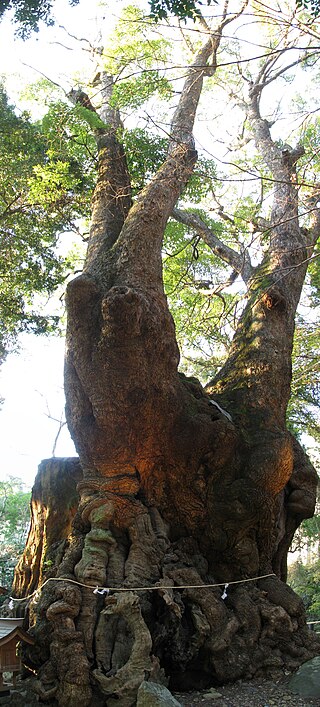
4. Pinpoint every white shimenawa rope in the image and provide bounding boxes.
[8,573,276,609]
